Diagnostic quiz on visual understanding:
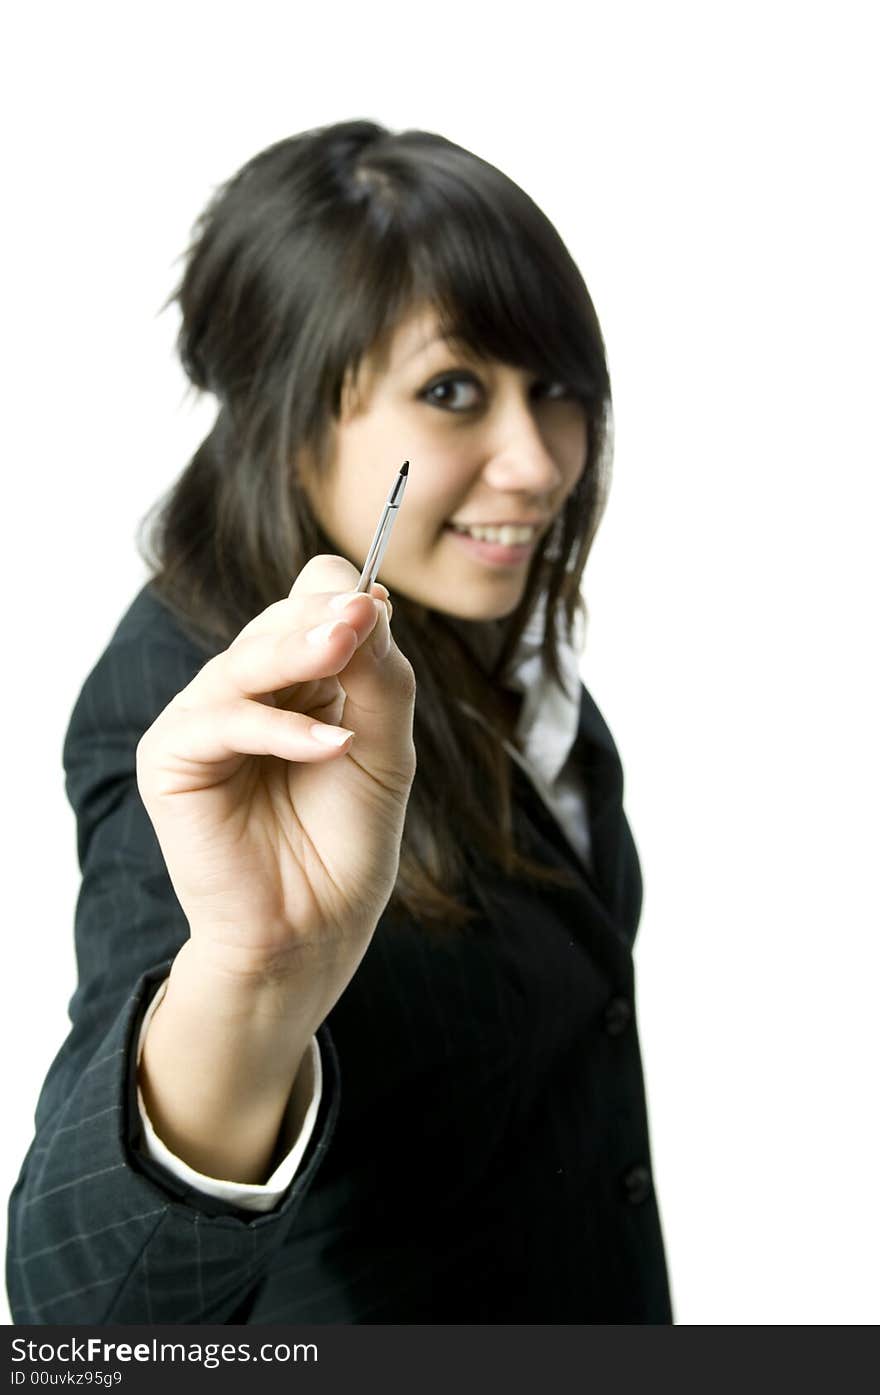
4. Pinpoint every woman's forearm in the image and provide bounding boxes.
[138,939,316,1184]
